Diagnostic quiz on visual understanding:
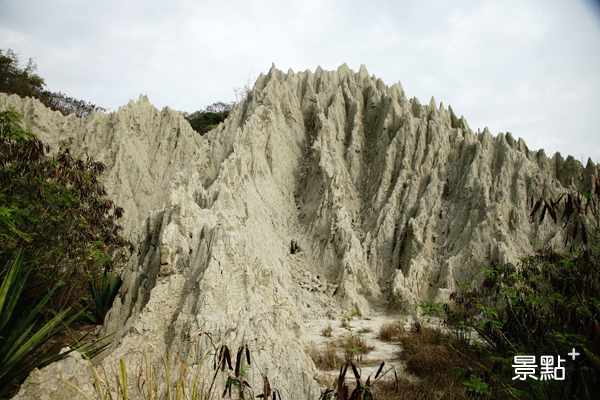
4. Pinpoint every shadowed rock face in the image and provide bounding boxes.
[3,64,596,399]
